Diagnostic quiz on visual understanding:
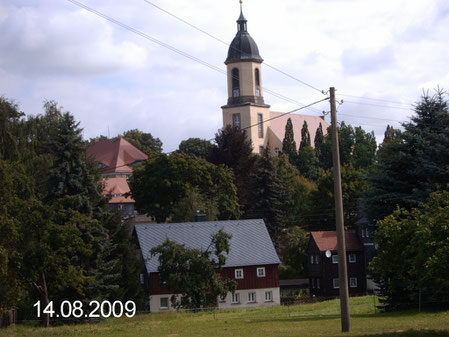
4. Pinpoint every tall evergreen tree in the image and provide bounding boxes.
[208,125,256,214]
[245,147,288,248]
[366,89,449,222]
[300,120,311,148]
[314,123,324,159]
[282,118,297,164]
